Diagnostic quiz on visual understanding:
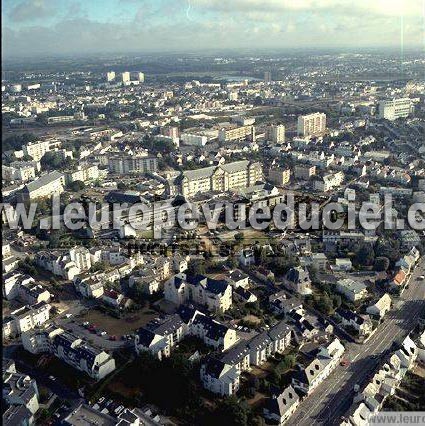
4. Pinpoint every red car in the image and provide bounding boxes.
[109,335,117,341]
